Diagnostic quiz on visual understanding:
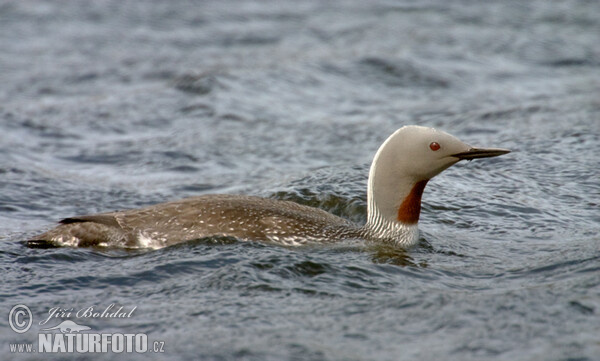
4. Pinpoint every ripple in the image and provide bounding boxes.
[357,57,450,88]
[172,72,223,95]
